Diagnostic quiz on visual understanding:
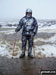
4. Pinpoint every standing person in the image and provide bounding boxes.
[15,8,38,58]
